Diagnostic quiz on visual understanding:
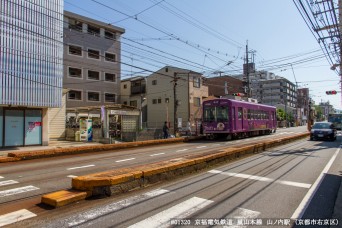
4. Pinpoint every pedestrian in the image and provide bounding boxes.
[162,121,169,139]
